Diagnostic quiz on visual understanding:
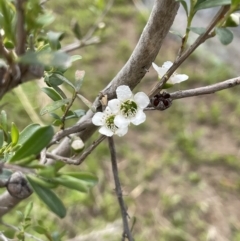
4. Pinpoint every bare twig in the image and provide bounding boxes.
[16,0,27,55]
[148,5,231,97]
[48,119,92,147]
[62,0,114,53]
[46,135,106,165]
[170,76,240,100]
[108,137,133,241]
